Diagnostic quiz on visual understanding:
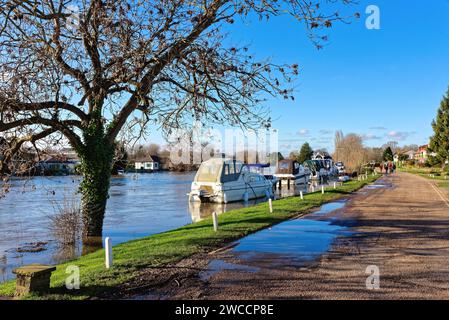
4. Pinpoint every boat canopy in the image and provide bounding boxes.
[276,159,302,175]
[194,158,246,183]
